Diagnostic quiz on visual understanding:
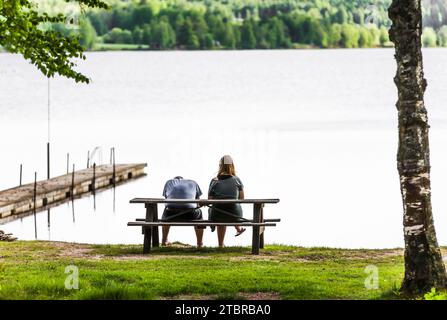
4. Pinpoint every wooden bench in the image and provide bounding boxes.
[128,198,280,255]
